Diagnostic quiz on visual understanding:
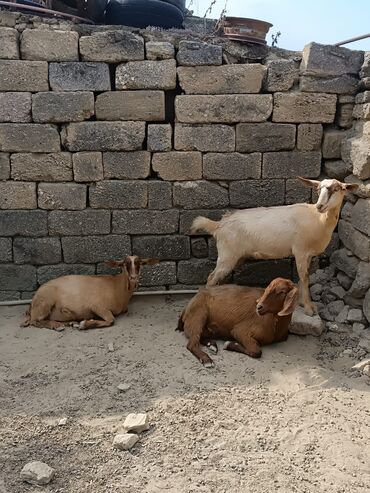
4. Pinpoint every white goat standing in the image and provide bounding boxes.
[191,177,358,316]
